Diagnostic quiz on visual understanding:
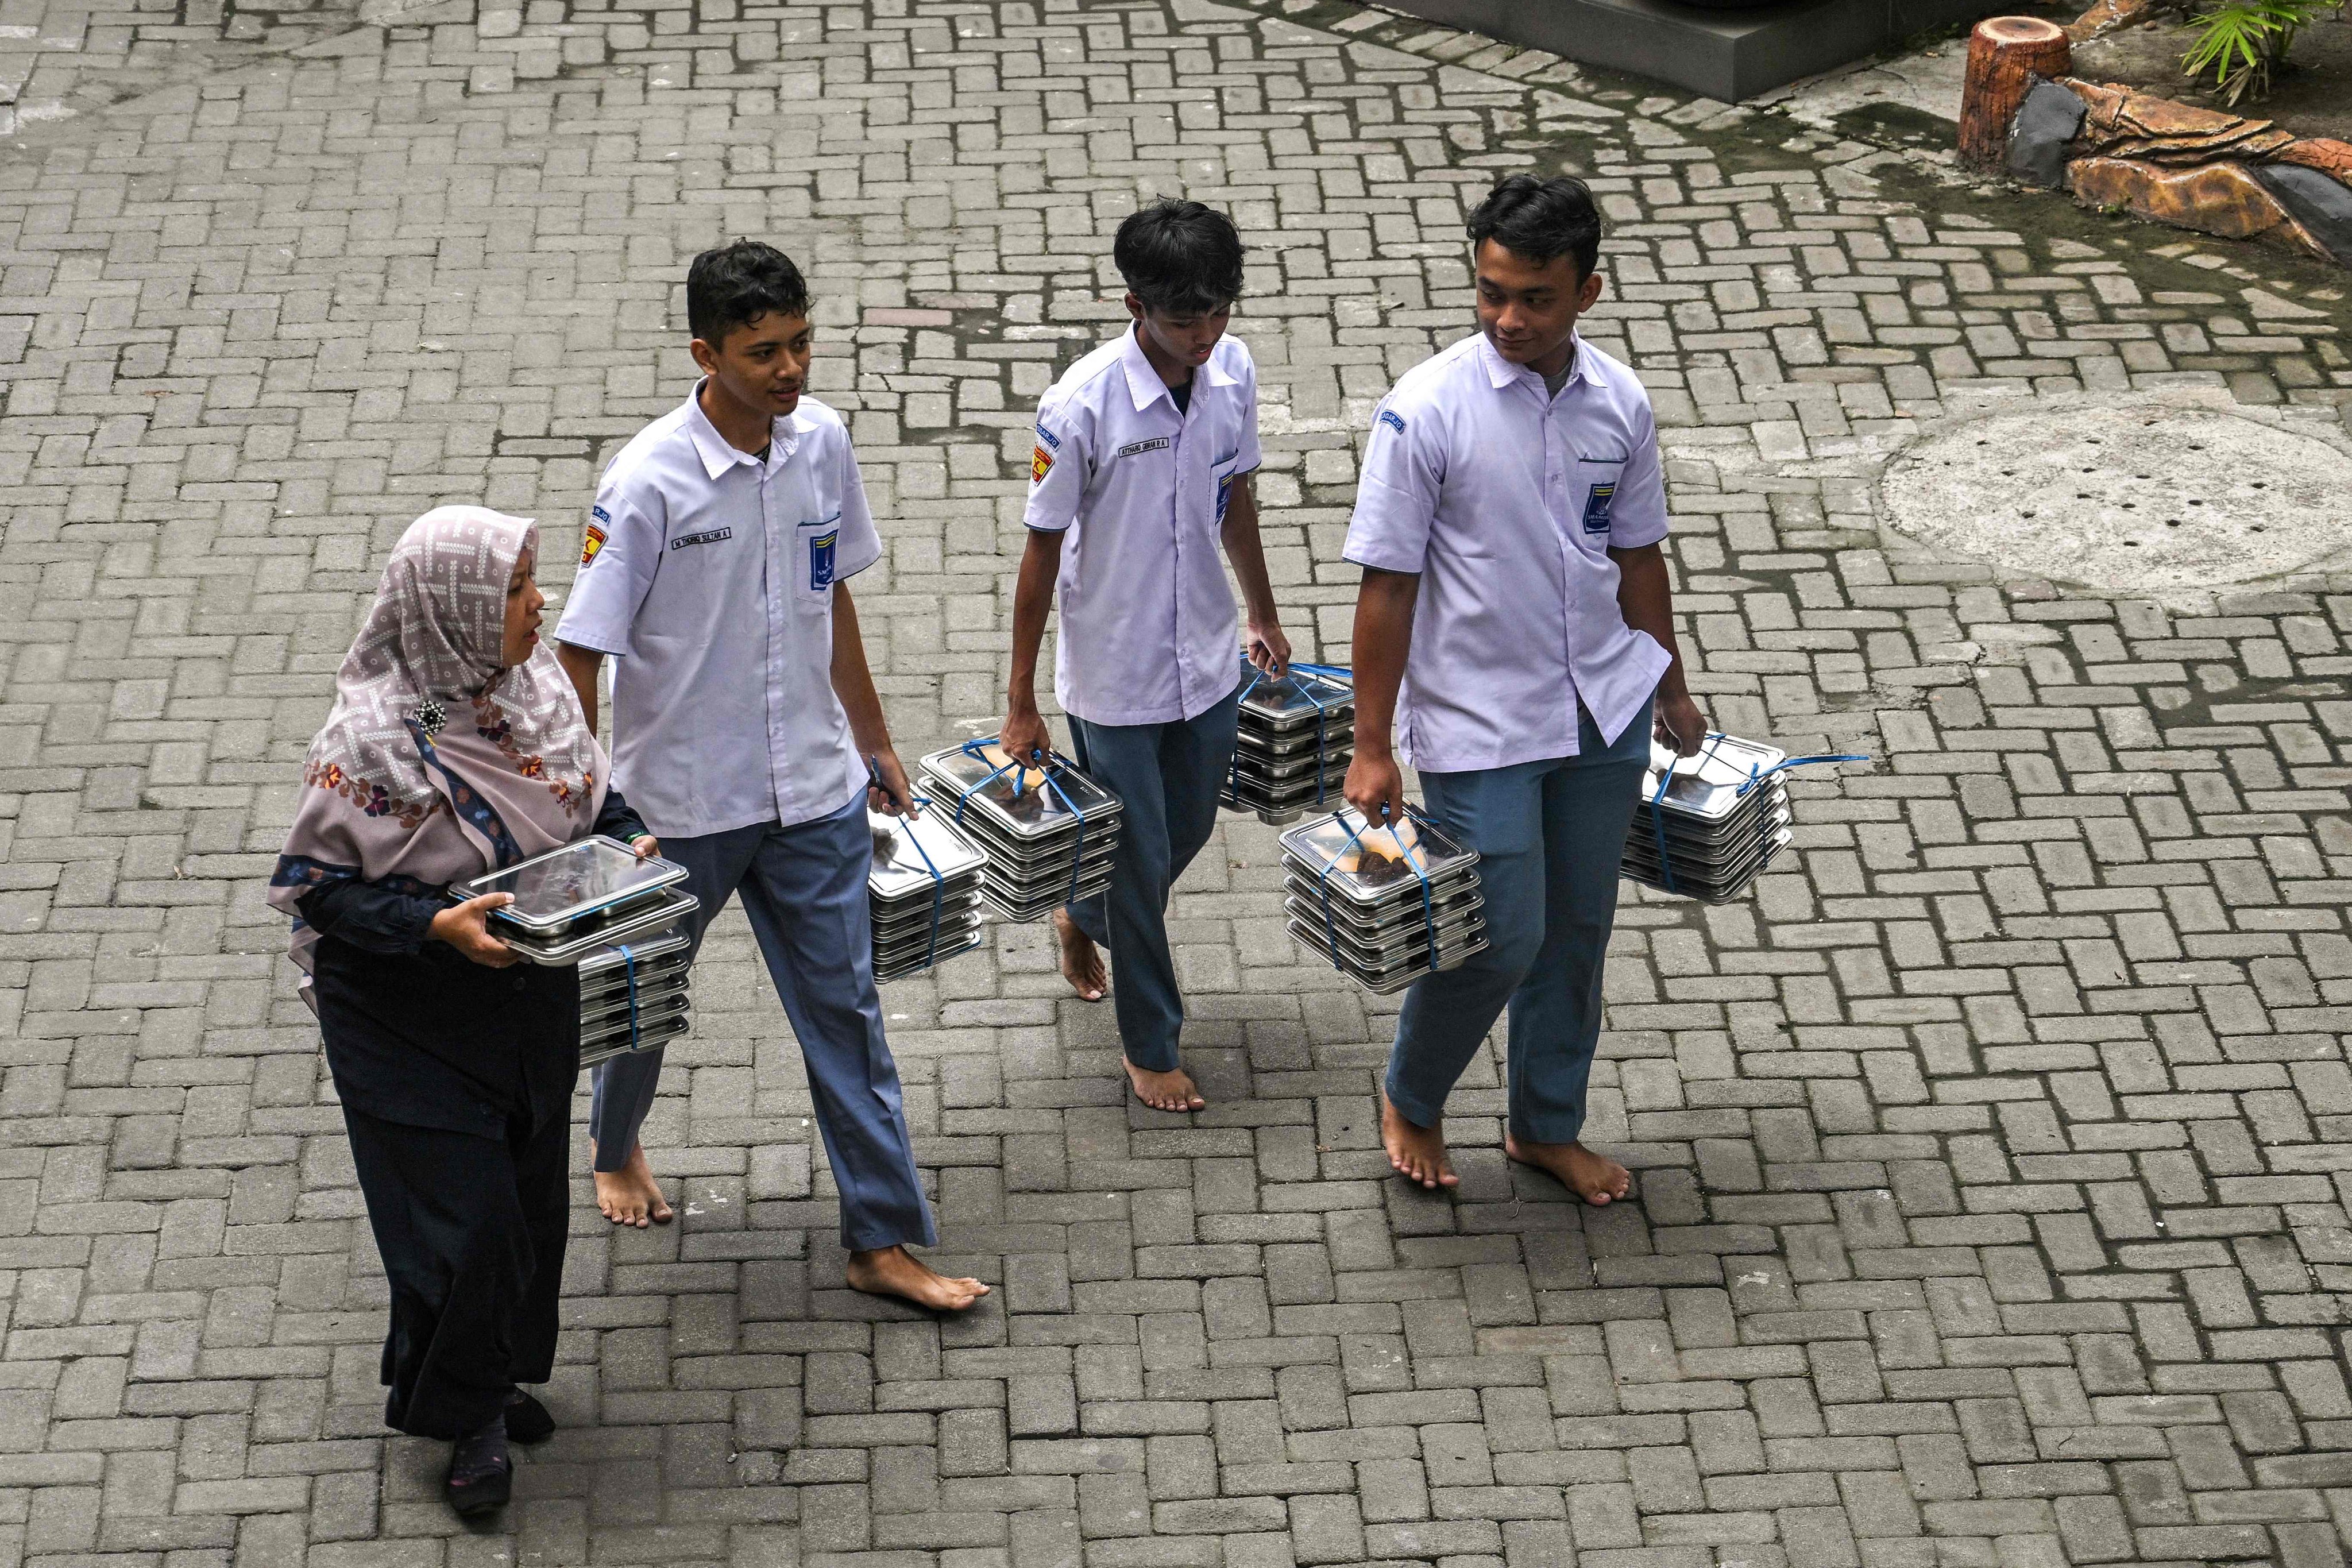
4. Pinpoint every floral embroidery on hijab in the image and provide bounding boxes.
[474,690,590,816]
